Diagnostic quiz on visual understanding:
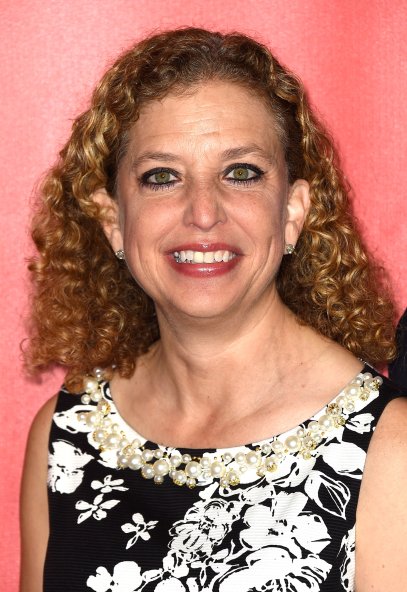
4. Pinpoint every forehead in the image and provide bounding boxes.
[127,81,284,158]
